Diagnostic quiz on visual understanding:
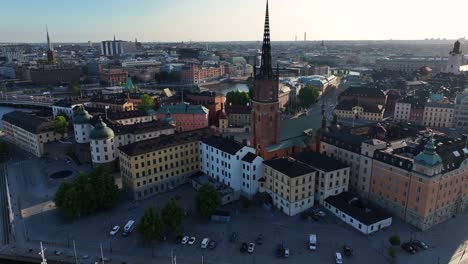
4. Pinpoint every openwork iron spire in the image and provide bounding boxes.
[46,26,52,51]
[258,0,274,79]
